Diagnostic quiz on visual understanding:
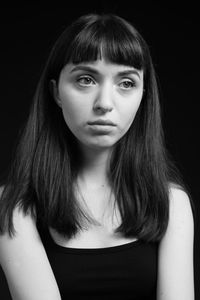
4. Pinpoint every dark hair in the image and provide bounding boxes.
[0,13,192,242]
